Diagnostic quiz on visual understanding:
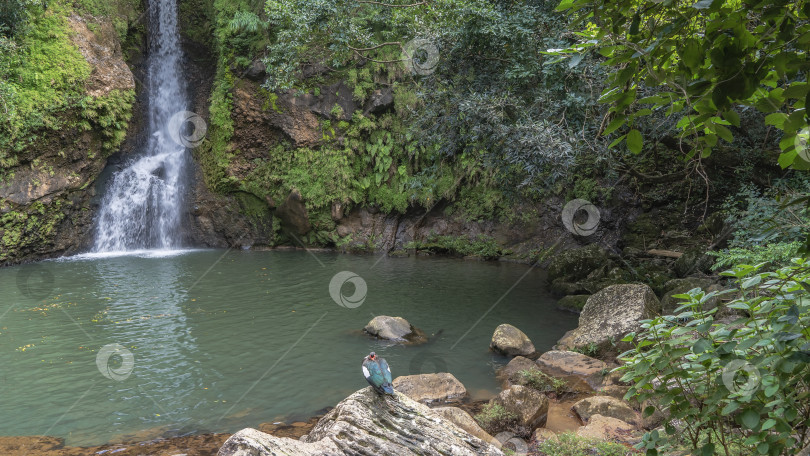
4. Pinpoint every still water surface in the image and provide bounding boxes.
[0,250,576,446]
